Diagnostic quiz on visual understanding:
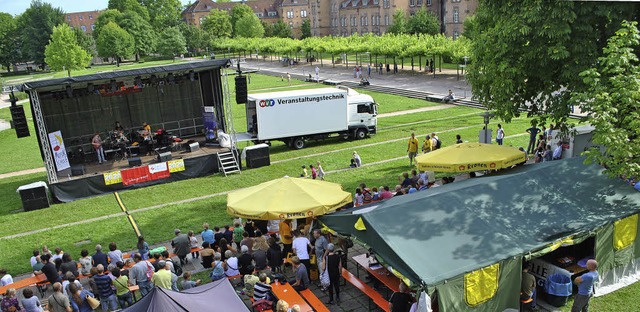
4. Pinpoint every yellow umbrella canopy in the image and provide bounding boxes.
[415,142,526,173]
[227,176,352,220]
